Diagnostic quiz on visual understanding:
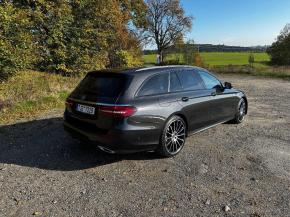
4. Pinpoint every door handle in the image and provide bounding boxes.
[181,97,189,102]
